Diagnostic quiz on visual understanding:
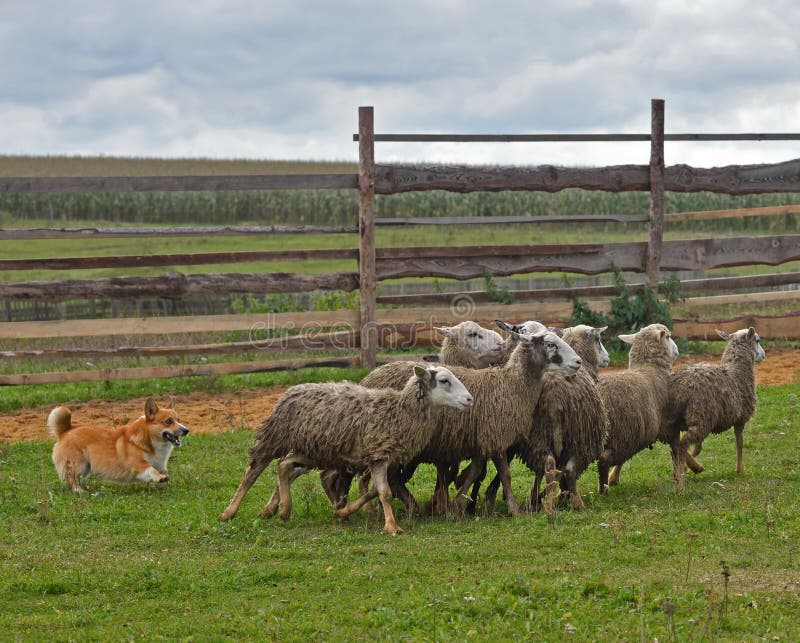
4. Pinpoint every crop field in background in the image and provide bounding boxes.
[1,383,798,639]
